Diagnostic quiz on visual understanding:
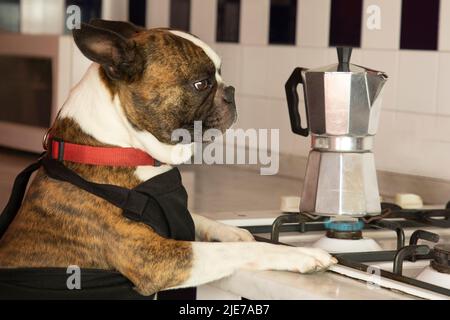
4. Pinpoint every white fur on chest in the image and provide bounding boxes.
[59,64,193,181]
